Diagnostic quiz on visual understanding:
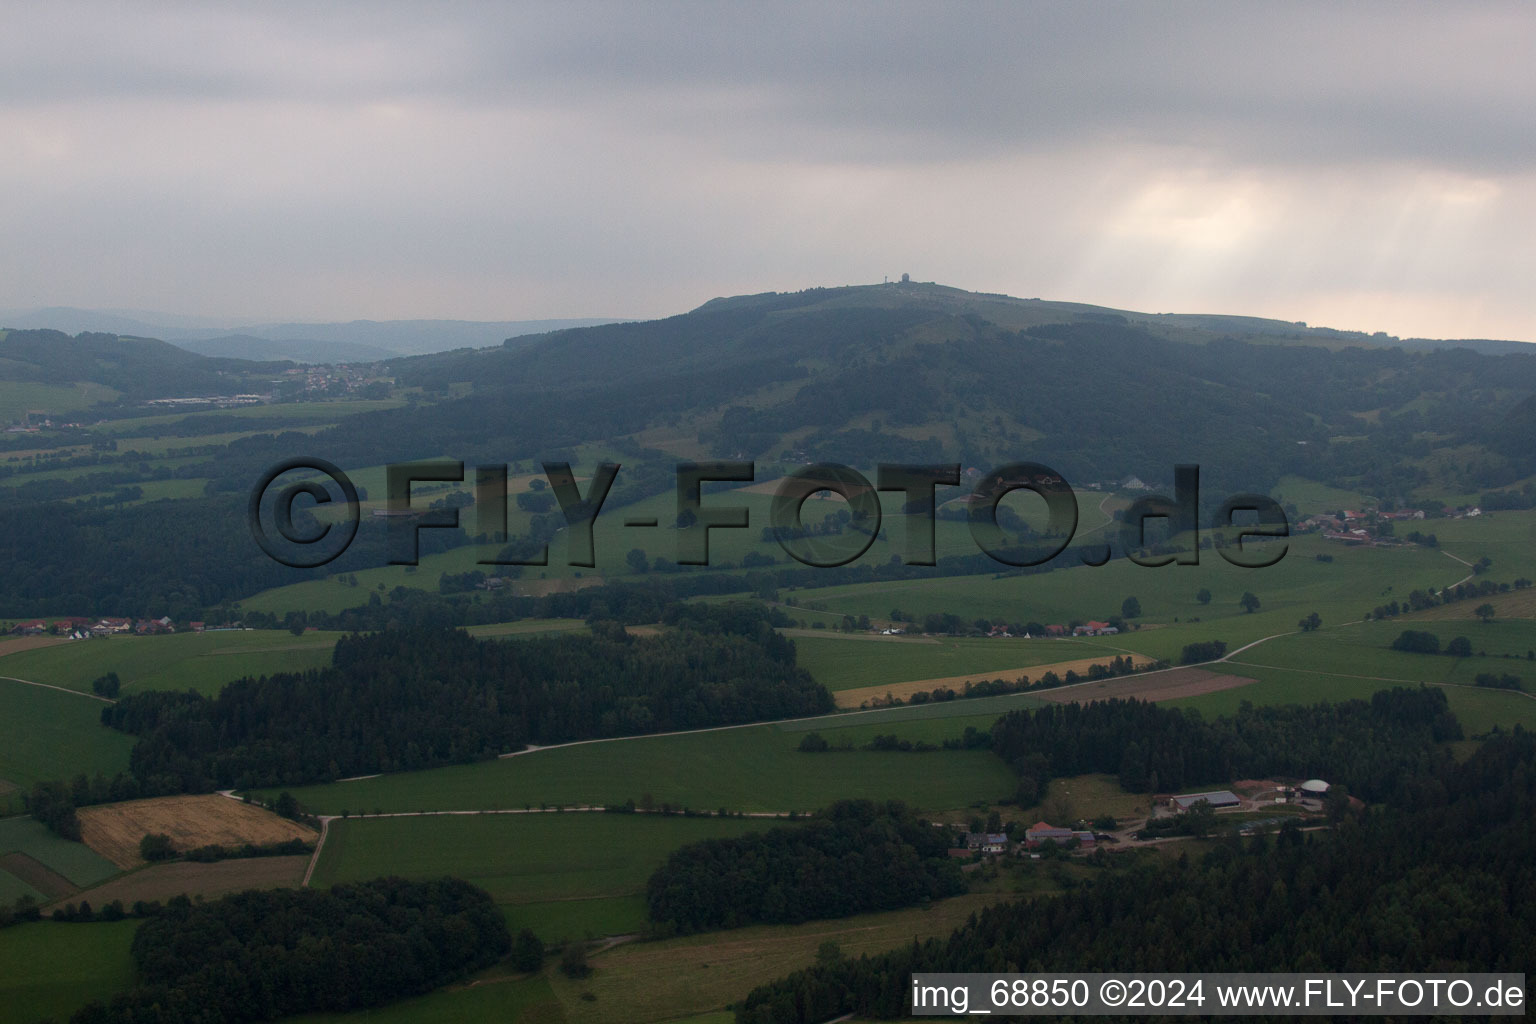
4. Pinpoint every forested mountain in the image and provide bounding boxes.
[350,281,1536,499]
[5,282,1536,615]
